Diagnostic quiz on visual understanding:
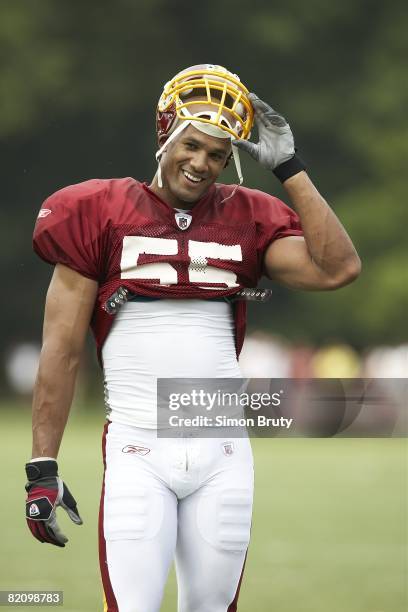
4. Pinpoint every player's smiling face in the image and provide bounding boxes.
[154,124,231,209]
